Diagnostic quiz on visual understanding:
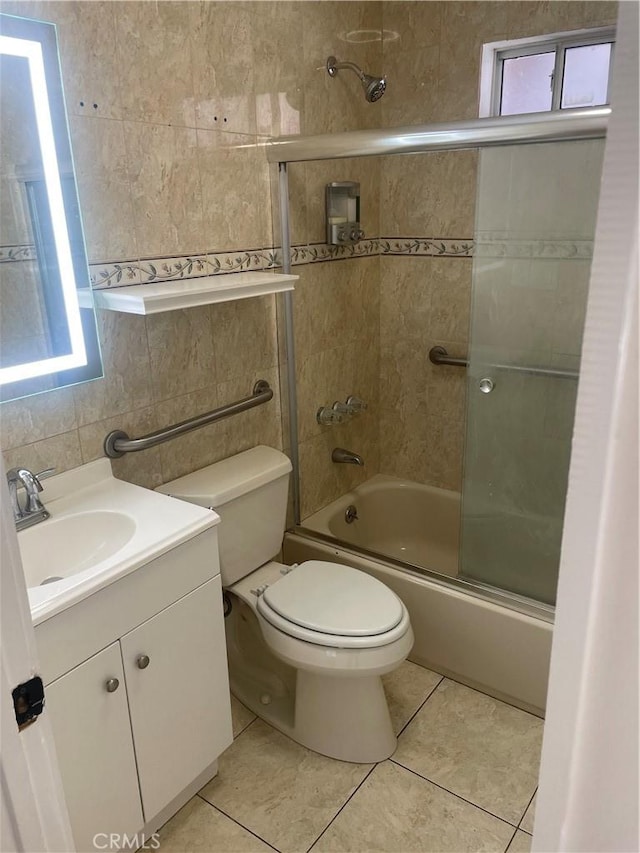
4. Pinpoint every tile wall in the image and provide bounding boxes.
[0,1,384,492]
[0,1,617,519]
